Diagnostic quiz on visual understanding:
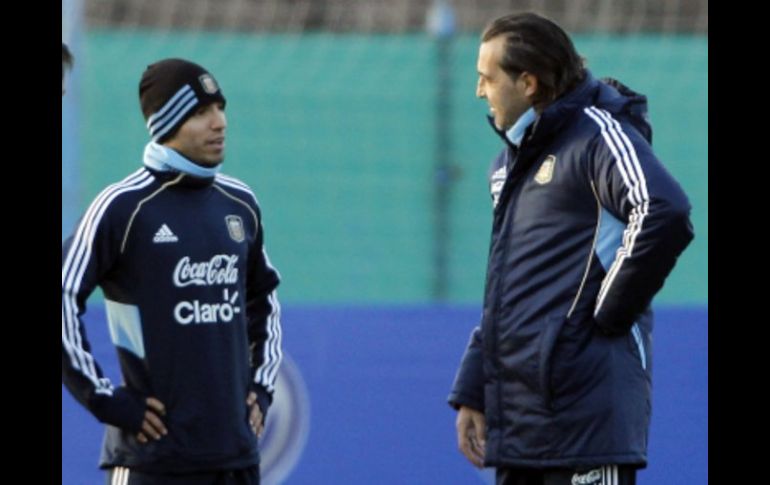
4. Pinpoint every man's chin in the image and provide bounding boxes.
[199,157,224,167]
[494,117,512,131]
